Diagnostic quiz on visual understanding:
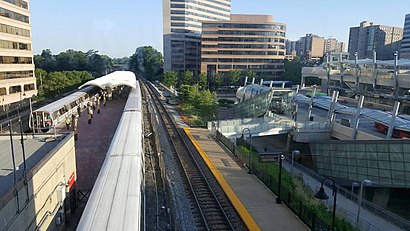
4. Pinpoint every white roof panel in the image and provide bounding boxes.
[79,71,137,90]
